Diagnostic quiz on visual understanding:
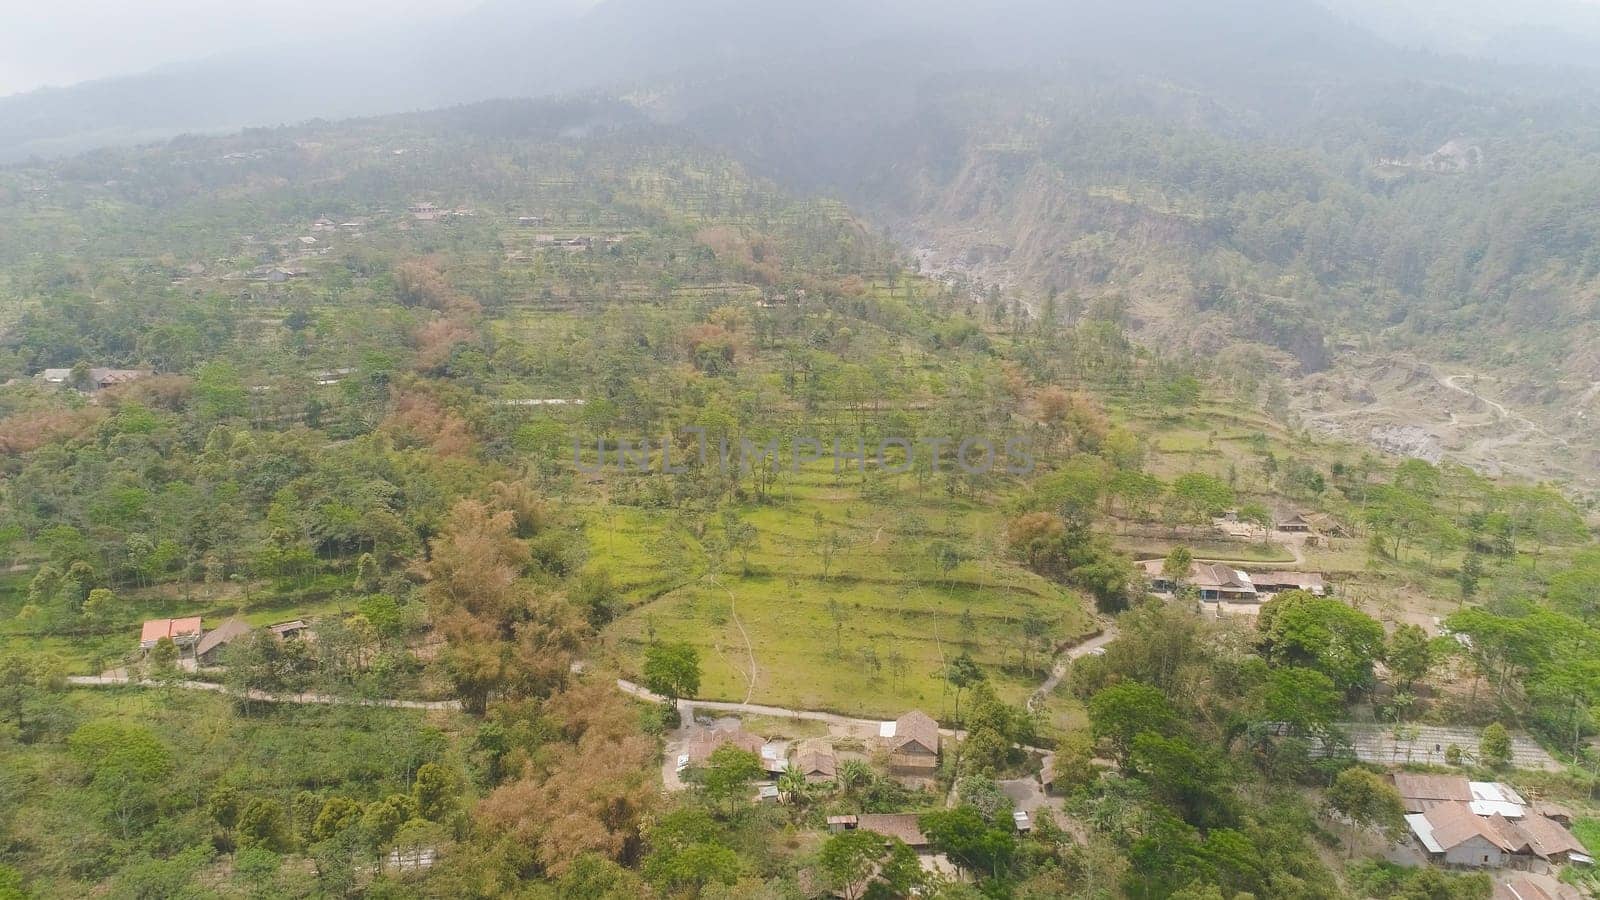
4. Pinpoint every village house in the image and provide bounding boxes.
[1140,559,1259,602]
[195,617,252,665]
[1251,571,1328,596]
[1393,774,1528,818]
[1189,564,1259,601]
[246,265,303,283]
[883,710,940,775]
[684,726,766,764]
[140,617,204,656]
[1400,779,1592,870]
[1494,873,1585,900]
[1534,801,1575,827]
[1408,802,1519,868]
[312,368,356,386]
[810,814,948,897]
[1472,782,1532,818]
[37,366,152,394]
[268,619,310,640]
[1277,513,1313,533]
[855,814,929,849]
[791,740,838,784]
[533,234,592,250]
[1141,559,1330,601]
[1394,773,1473,813]
[761,744,788,776]
[1511,814,1591,864]
[1302,512,1348,537]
